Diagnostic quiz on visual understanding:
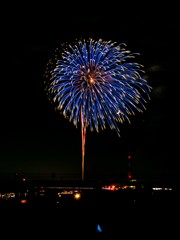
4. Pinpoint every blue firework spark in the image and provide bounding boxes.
[45,38,151,137]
